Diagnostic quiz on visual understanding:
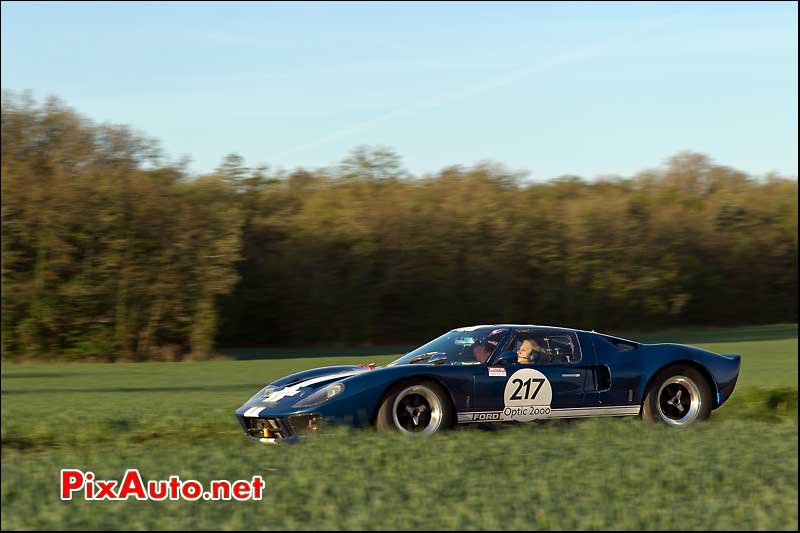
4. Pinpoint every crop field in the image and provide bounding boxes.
[1,324,798,530]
